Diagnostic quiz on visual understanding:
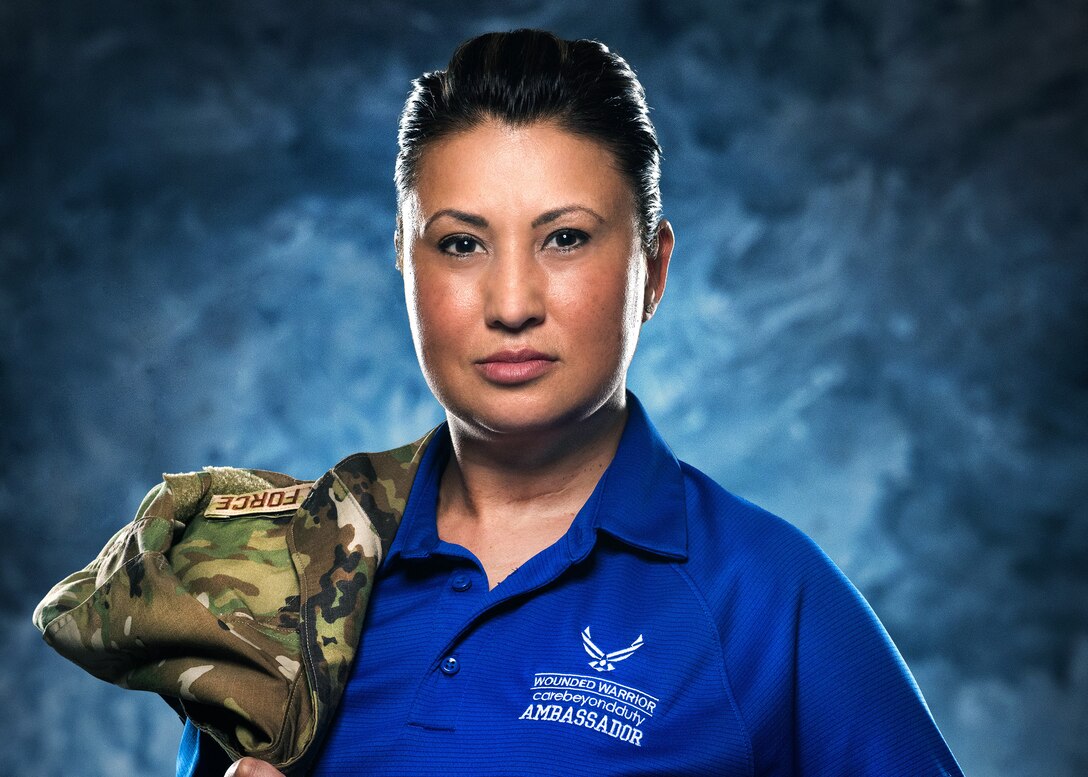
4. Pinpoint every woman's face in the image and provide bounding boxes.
[398,119,671,440]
